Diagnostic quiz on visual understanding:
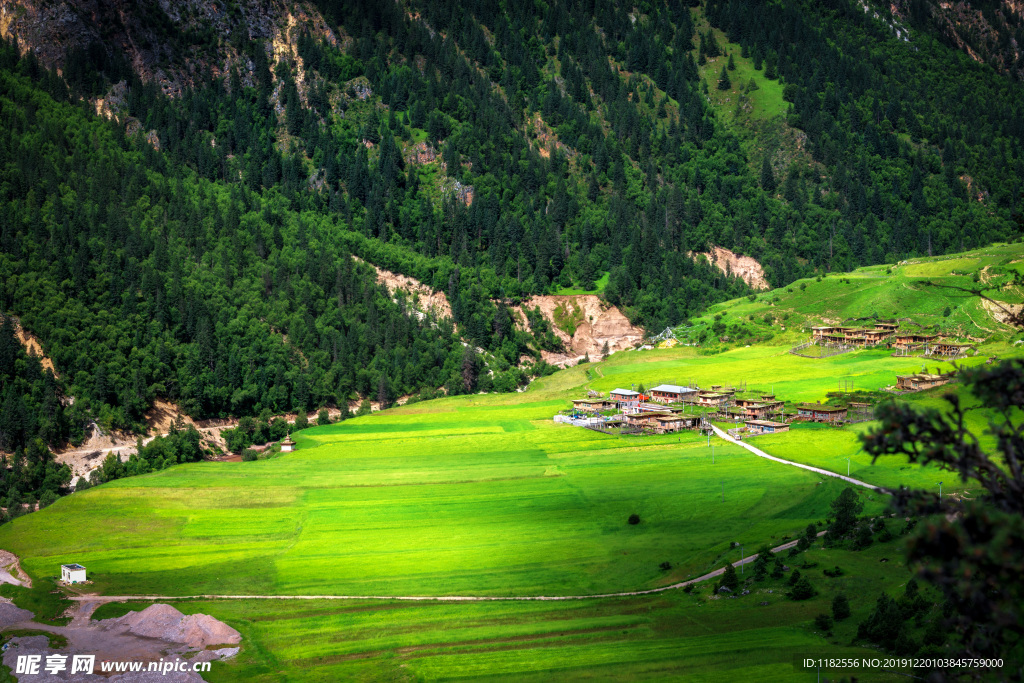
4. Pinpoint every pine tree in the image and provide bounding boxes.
[719,562,739,591]
[727,53,736,71]
[717,65,731,91]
